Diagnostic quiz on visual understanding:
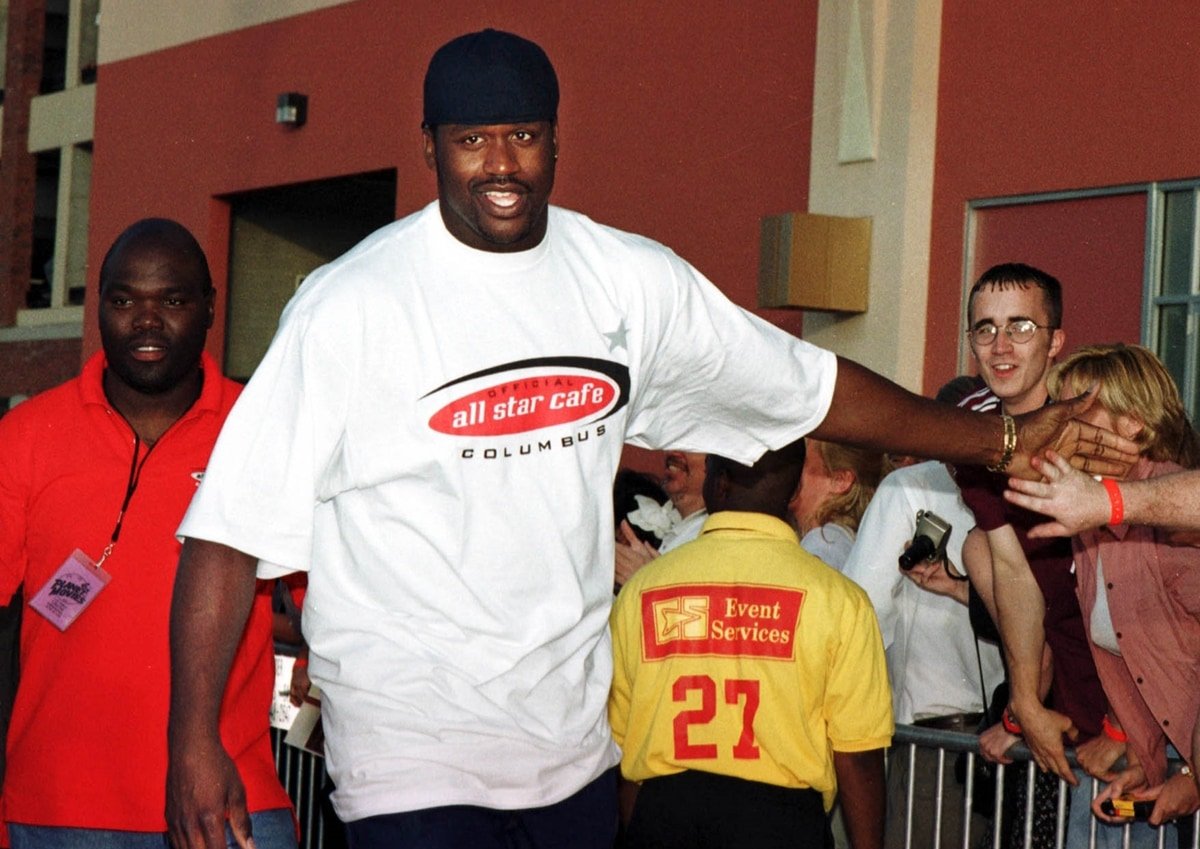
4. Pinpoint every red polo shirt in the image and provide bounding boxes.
[0,352,292,830]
